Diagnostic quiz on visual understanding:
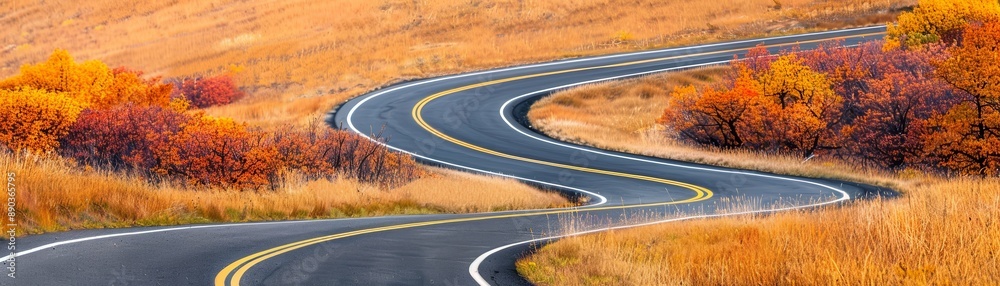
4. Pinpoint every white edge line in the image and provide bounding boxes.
[469,195,848,286]
[1,219,351,262]
[3,188,603,263]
